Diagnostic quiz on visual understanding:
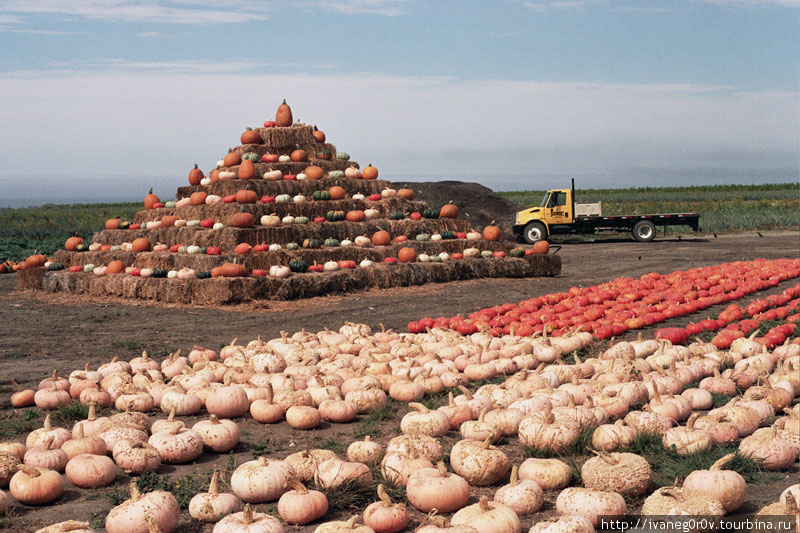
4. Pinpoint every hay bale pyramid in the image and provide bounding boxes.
[19,100,561,304]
